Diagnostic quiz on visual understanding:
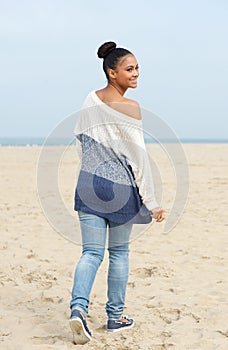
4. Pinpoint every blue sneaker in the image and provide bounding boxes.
[69,309,92,344]
[107,315,134,333]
